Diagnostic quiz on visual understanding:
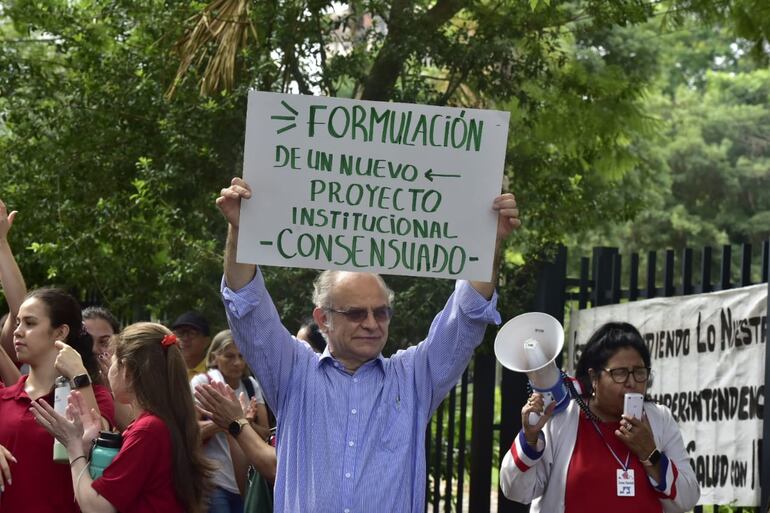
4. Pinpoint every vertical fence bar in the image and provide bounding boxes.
[687,248,703,511]
[579,257,590,309]
[693,246,713,513]
[720,245,732,291]
[629,253,640,301]
[456,370,469,512]
[593,247,618,306]
[646,251,657,299]
[701,246,713,294]
[469,351,495,513]
[664,249,675,297]
[740,243,752,286]
[433,403,444,513]
[682,248,693,296]
[445,388,456,513]
[611,253,622,304]
[498,368,529,513]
